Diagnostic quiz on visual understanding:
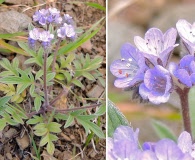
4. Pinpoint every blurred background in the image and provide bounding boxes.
[108,0,195,143]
